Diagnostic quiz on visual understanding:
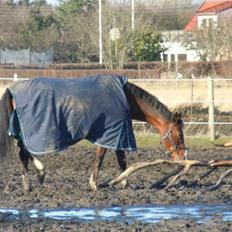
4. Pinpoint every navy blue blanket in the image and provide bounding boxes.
[8,75,136,155]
